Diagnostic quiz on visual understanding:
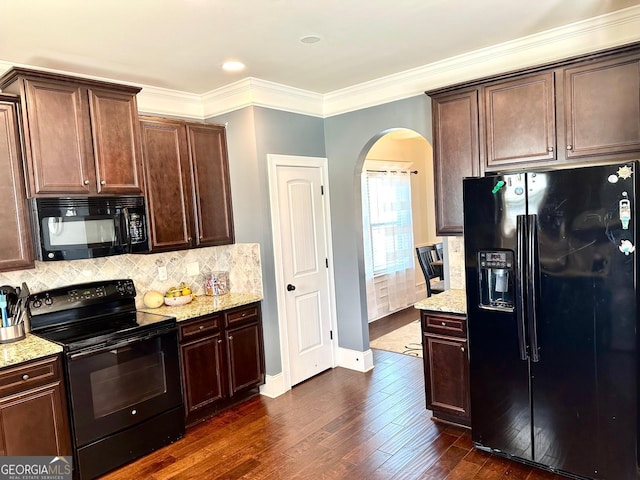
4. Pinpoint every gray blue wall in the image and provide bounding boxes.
[211,95,432,375]
[209,106,326,376]
[324,95,433,351]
